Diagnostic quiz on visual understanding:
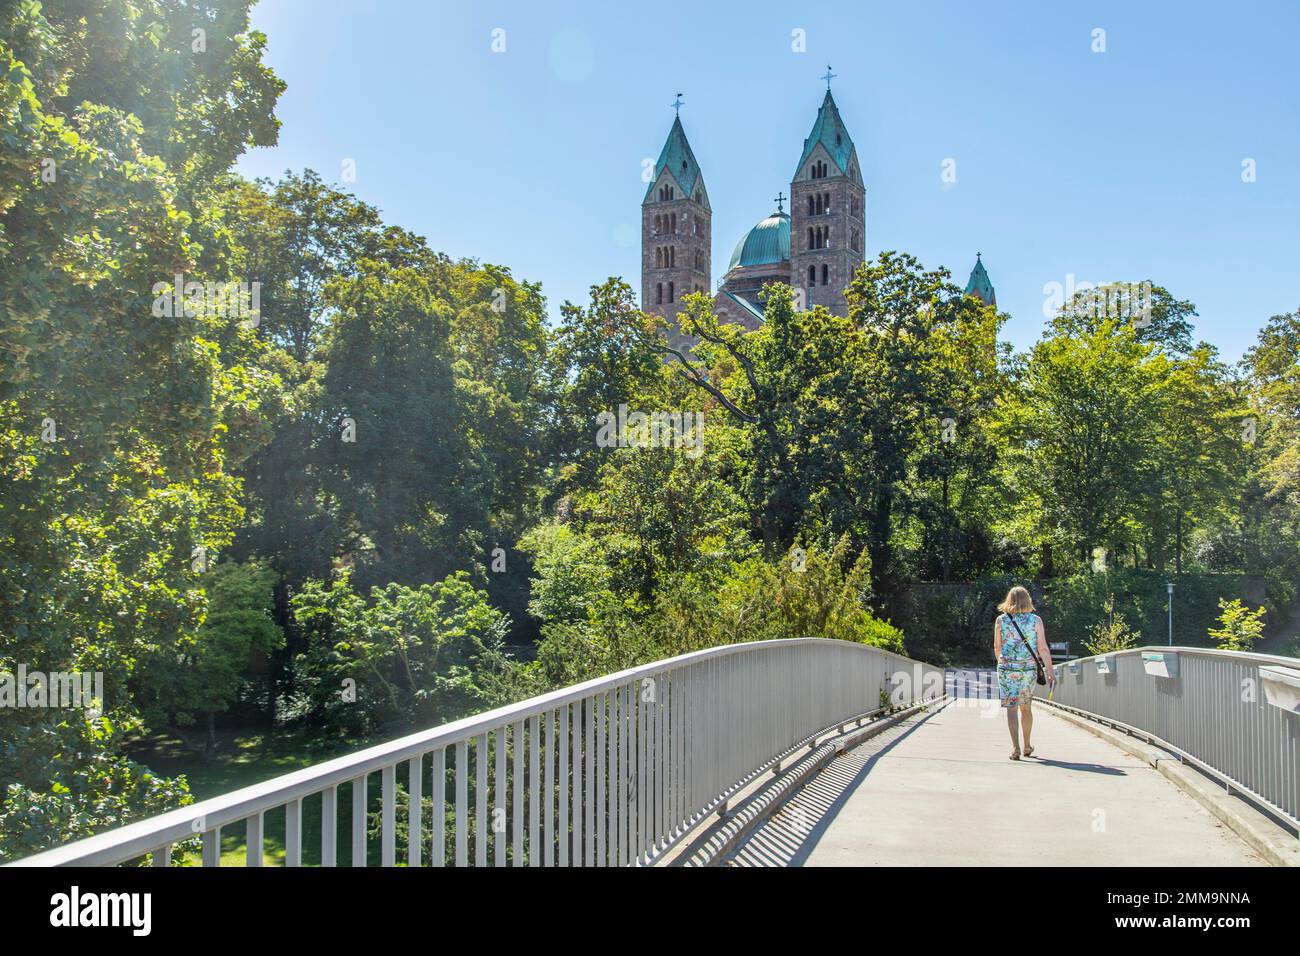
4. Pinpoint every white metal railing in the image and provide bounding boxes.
[6,638,944,867]
[945,667,996,700]
[1045,646,1300,834]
